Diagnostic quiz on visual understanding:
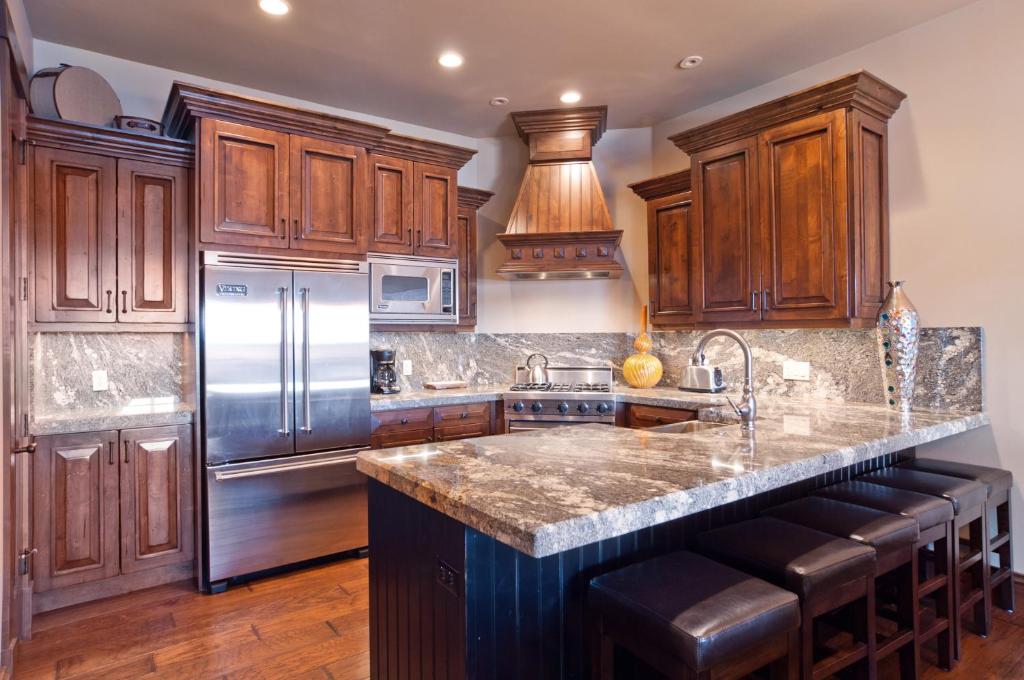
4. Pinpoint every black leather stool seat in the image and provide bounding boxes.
[589,551,800,672]
[899,458,1012,496]
[697,517,876,600]
[815,480,954,531]
[860,468,988,515]
[764,496,919,557]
